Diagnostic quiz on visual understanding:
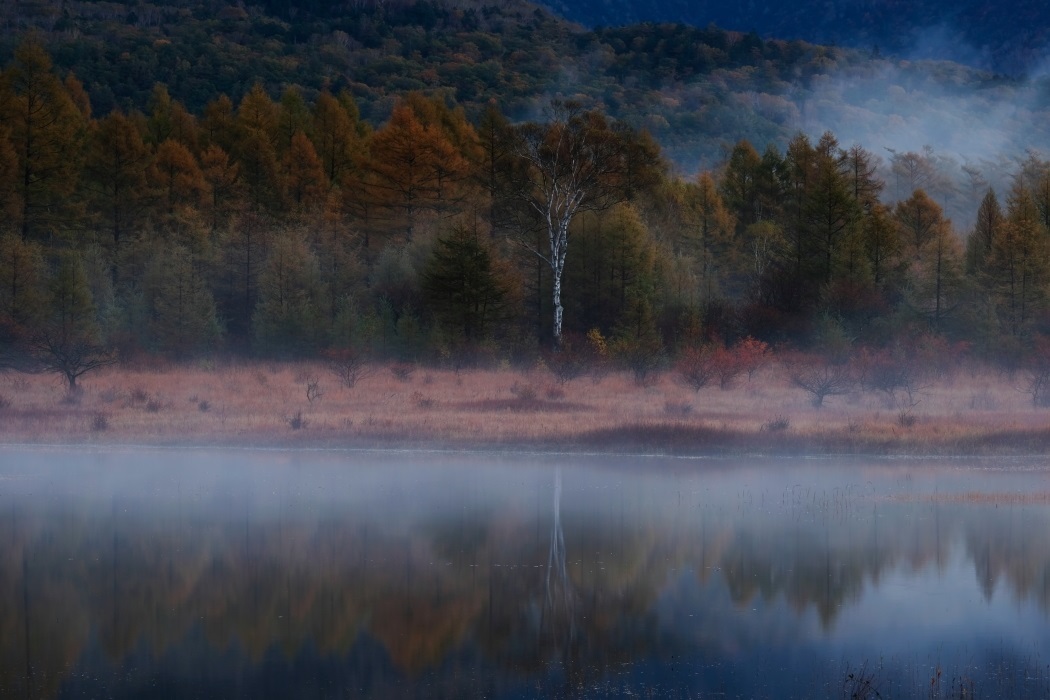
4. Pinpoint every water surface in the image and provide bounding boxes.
[1,447,1049,698]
